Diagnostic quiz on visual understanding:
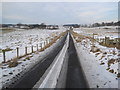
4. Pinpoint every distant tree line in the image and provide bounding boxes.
[63,24,80,28]
[81,21,120,27]
[91,21,120,27]
[1,23,59,30]
[63,21,120,28]
[1,21,120,29]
